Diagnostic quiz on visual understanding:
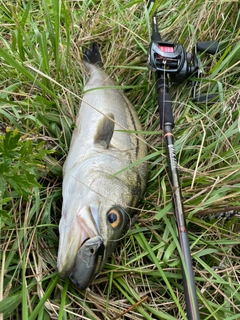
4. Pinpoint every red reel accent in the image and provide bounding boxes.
[157,46,174,61]
[159,46,174,53]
